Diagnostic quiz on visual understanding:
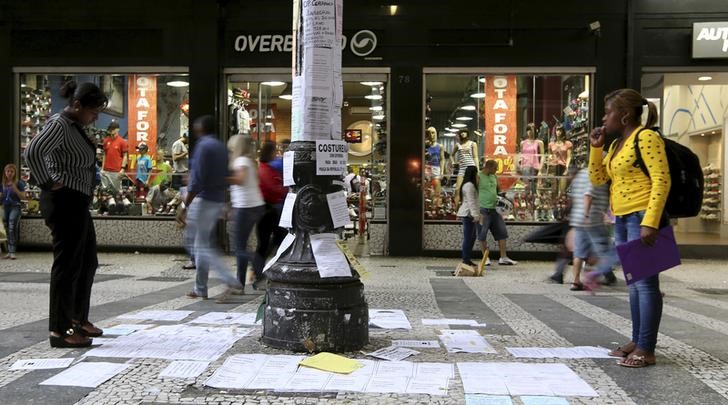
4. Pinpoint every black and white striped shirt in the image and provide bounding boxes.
[24,113,96,196]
